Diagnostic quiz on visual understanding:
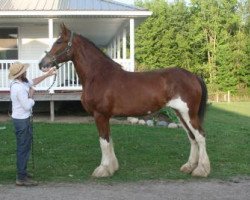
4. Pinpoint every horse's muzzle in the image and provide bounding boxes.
[39,60,52,72]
